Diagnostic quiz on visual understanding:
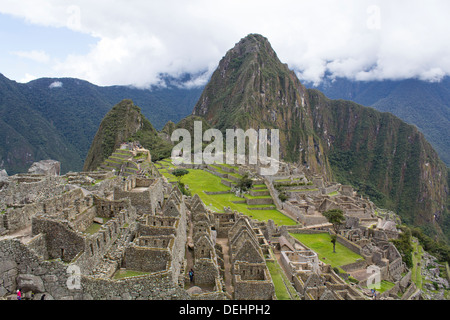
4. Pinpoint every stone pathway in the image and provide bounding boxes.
[0,225,32,243]
[216,237,234,296]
